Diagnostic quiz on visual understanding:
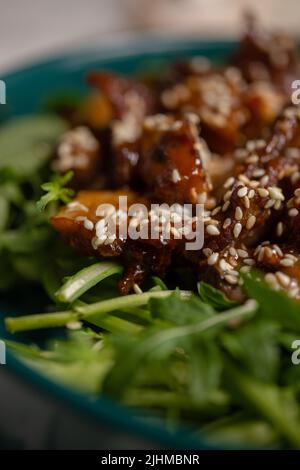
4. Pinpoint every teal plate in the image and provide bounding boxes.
[0,36,238,450]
